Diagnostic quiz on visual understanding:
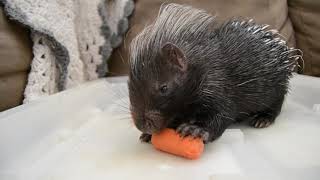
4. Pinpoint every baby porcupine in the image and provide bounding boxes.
[128,3,302,143]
